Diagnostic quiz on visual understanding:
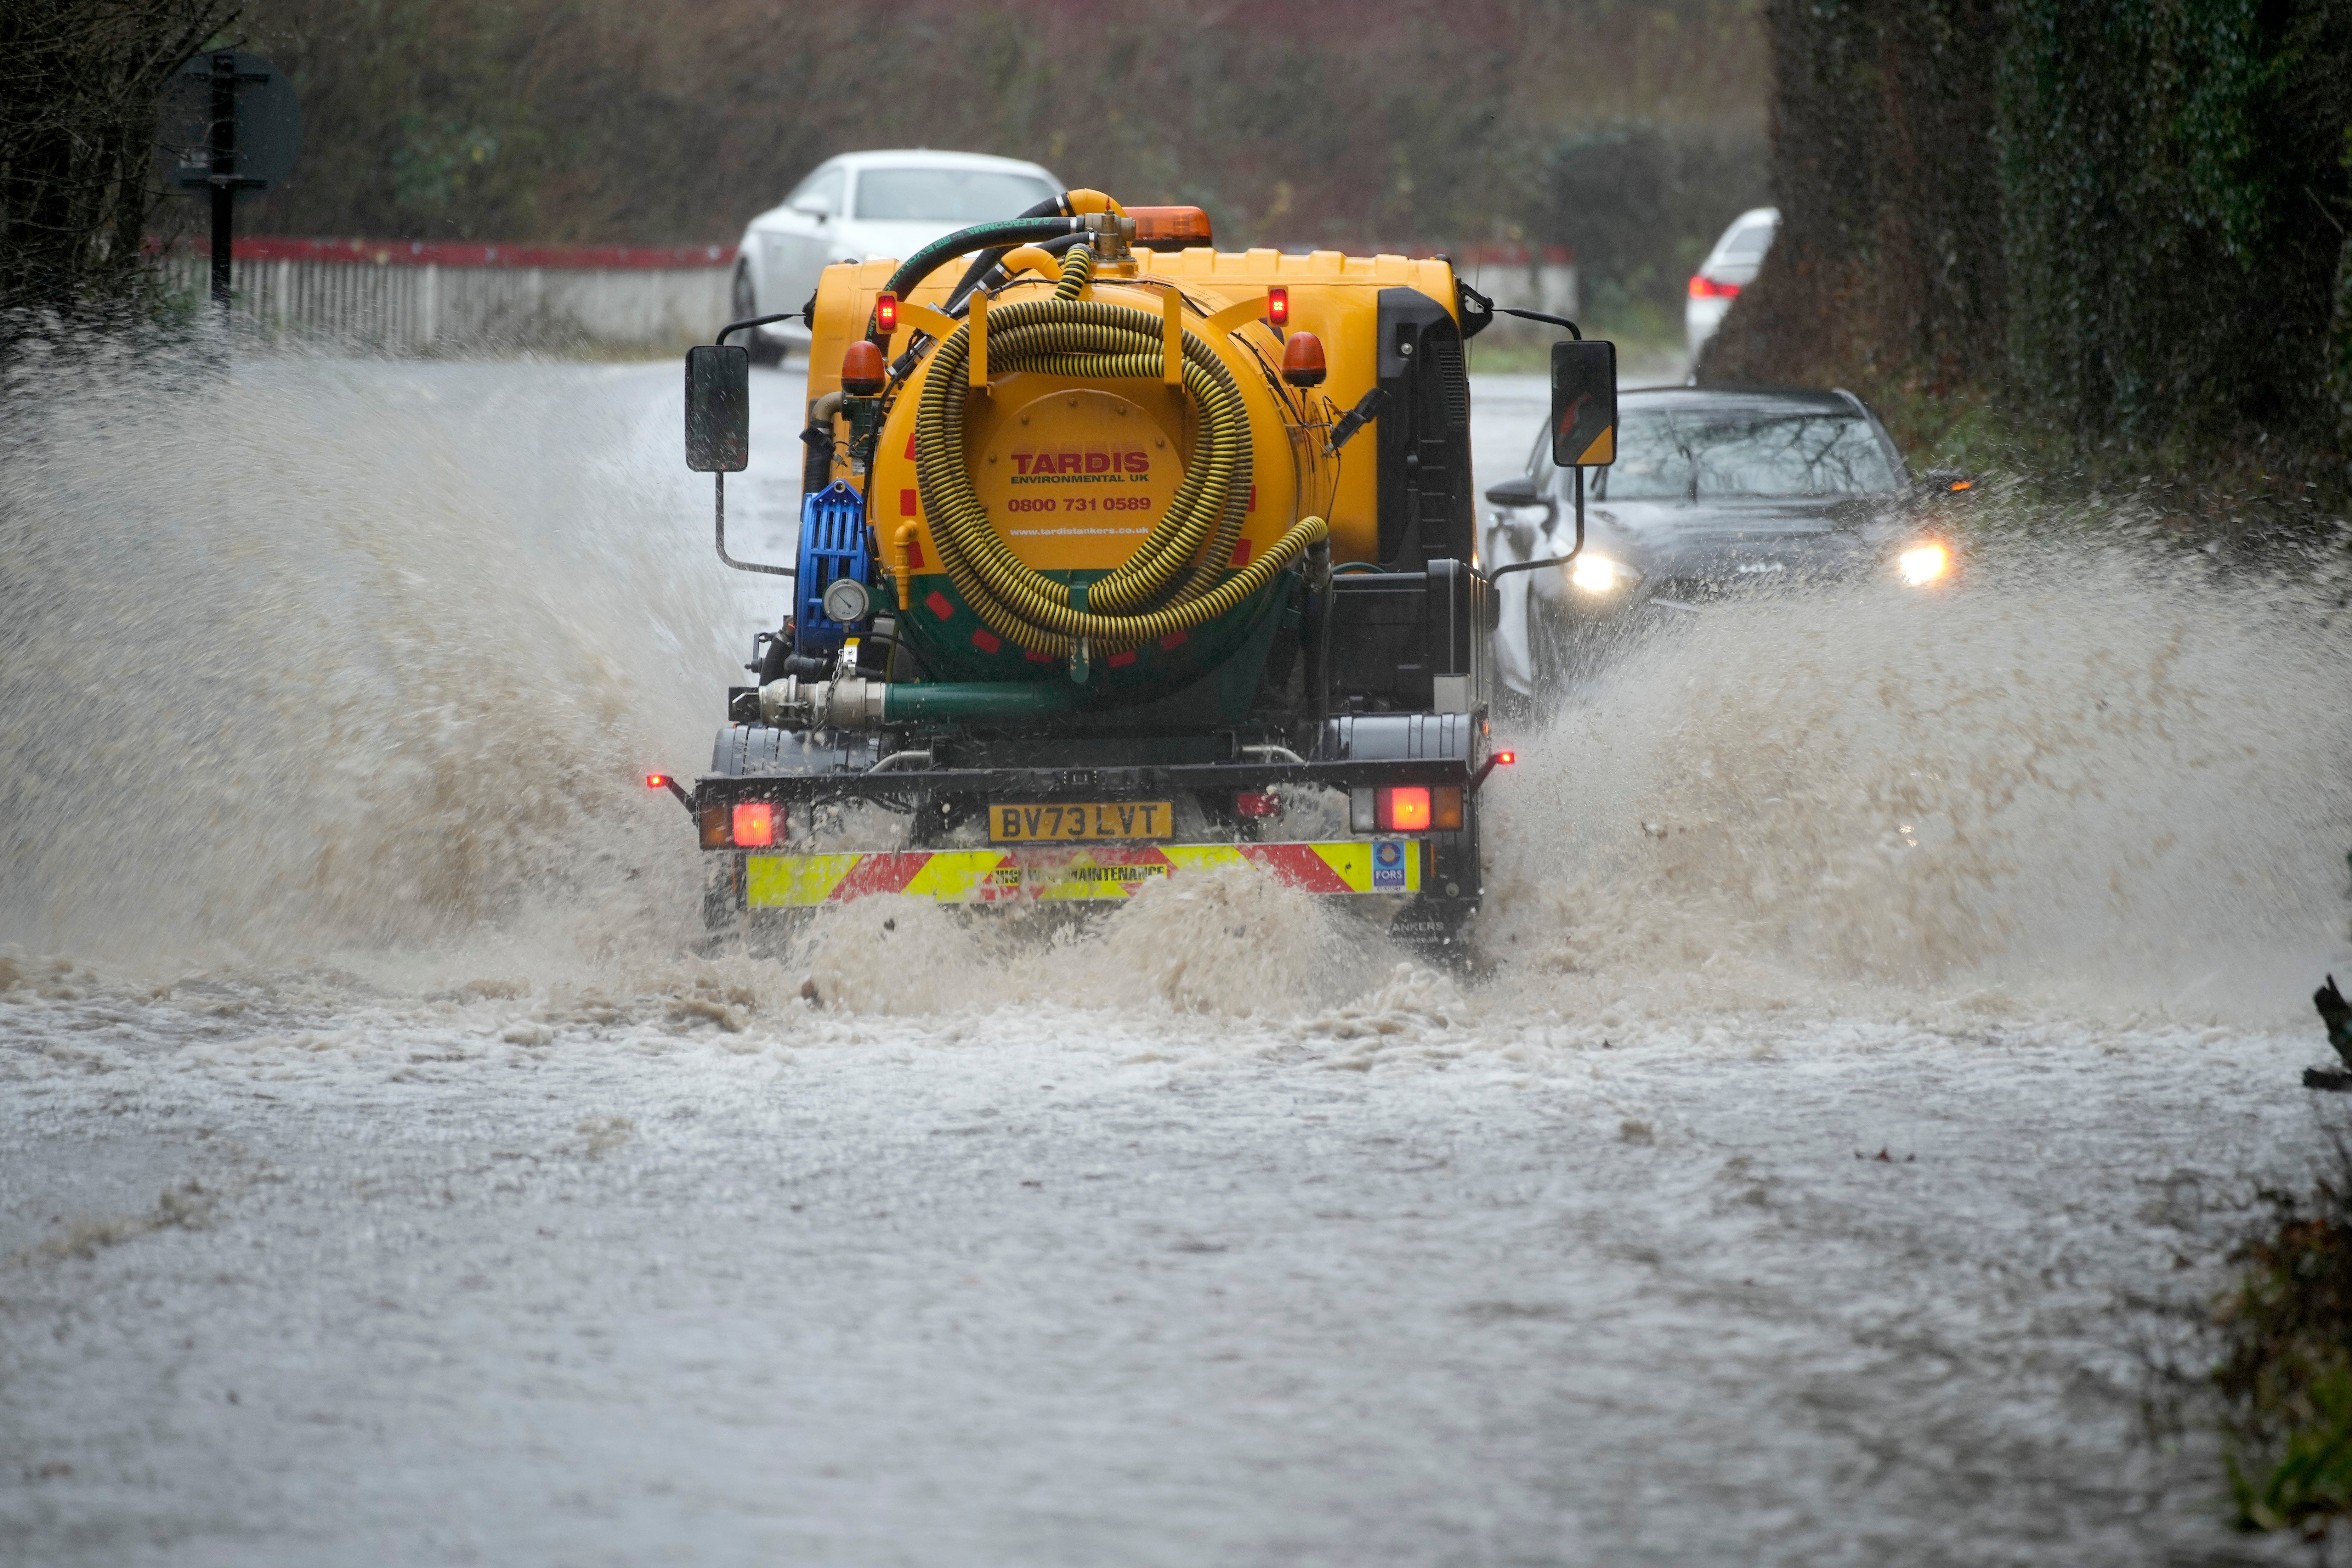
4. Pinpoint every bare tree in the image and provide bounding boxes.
[1,0,239,332]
